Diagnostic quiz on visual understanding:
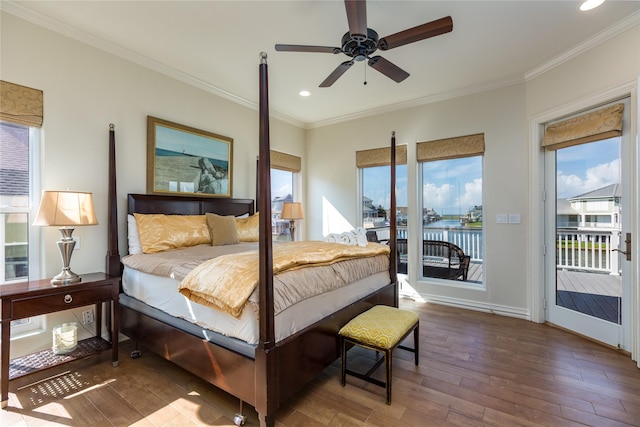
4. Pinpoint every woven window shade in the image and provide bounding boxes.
[417,133,484,162]
[542,103,623,150]
[270,150,301,173]
[356,145,407,168]
[0,80,43,128]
